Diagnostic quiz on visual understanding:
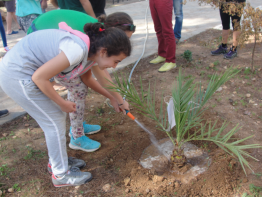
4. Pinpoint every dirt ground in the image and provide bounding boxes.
[0,29,262,197]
